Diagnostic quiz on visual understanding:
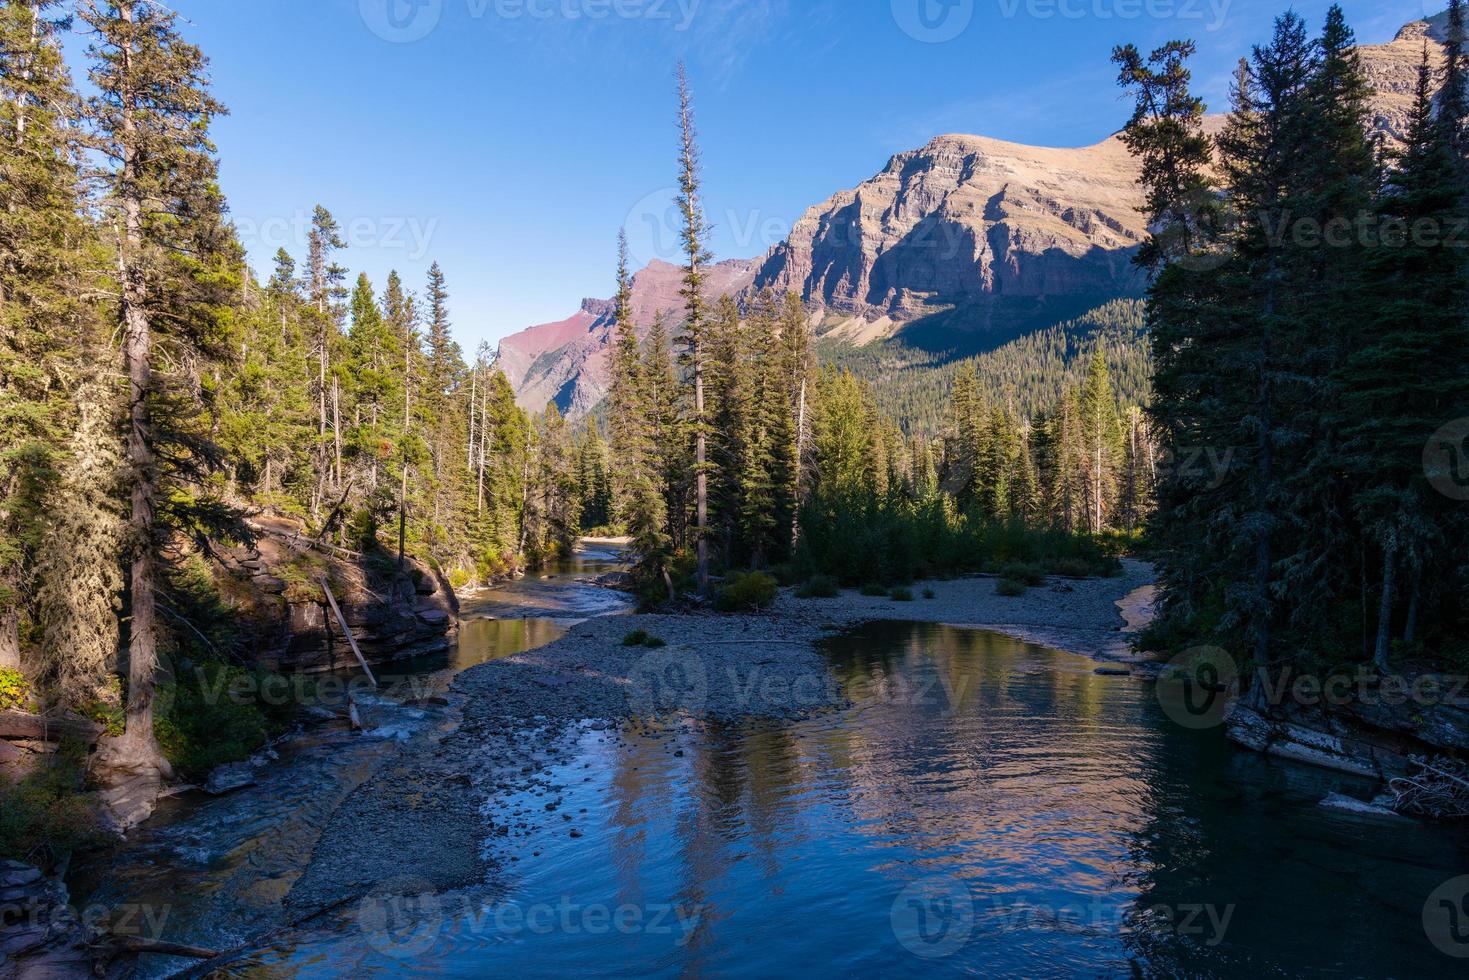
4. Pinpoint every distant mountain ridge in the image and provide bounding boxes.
[496,15,1448,420]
